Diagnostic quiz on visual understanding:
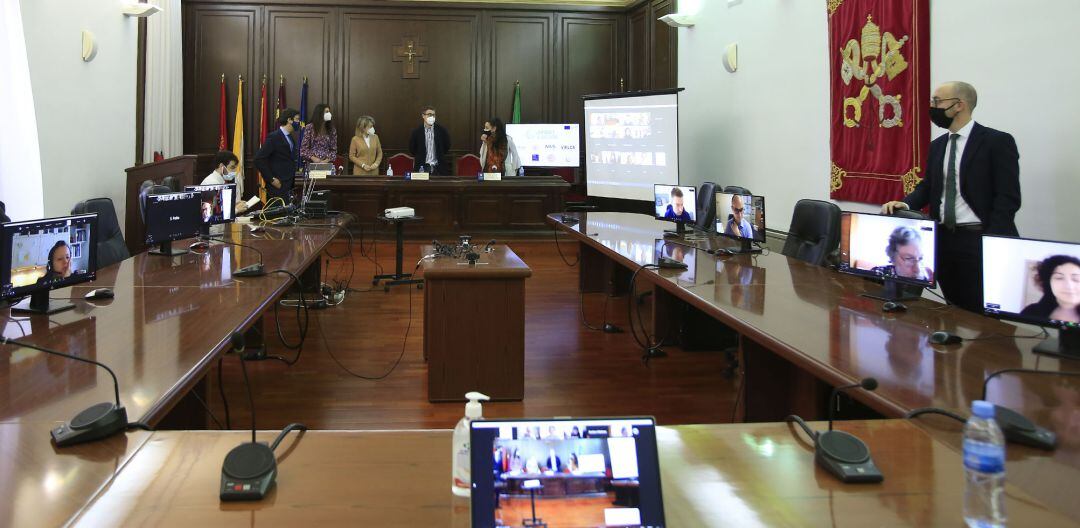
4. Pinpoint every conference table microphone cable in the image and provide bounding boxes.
[268,269,311,366]
[627,264,666,361]
[553,227,580,267]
